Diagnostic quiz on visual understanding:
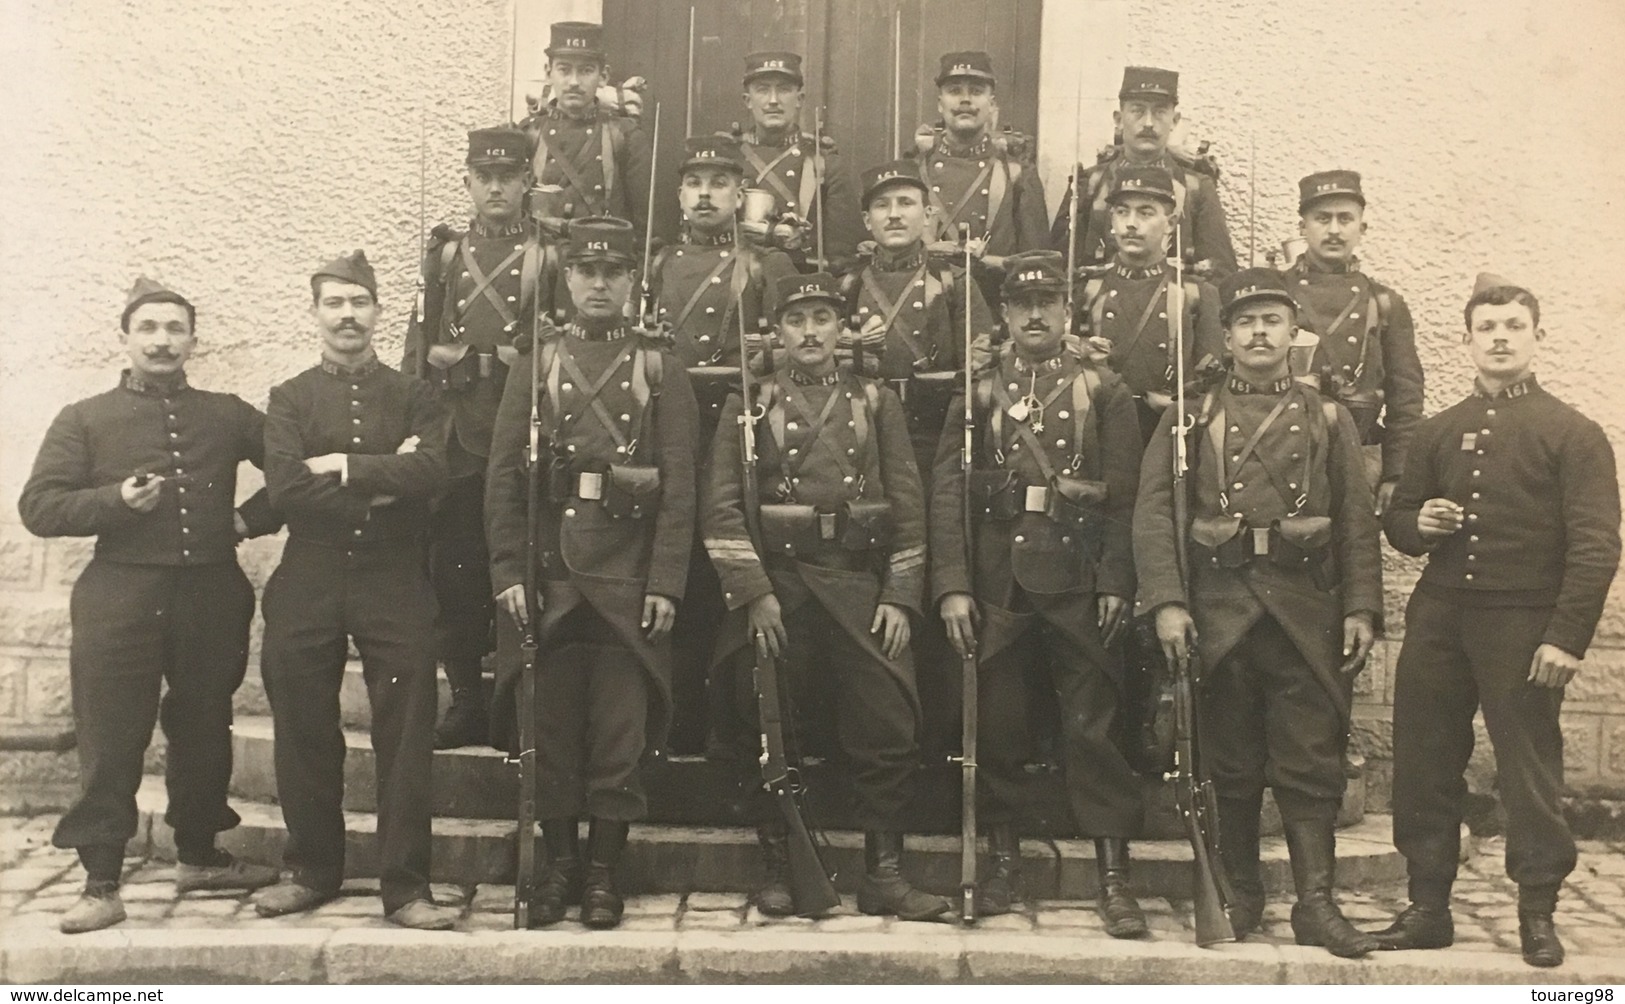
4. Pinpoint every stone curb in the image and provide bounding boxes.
[5,924,1624,984]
